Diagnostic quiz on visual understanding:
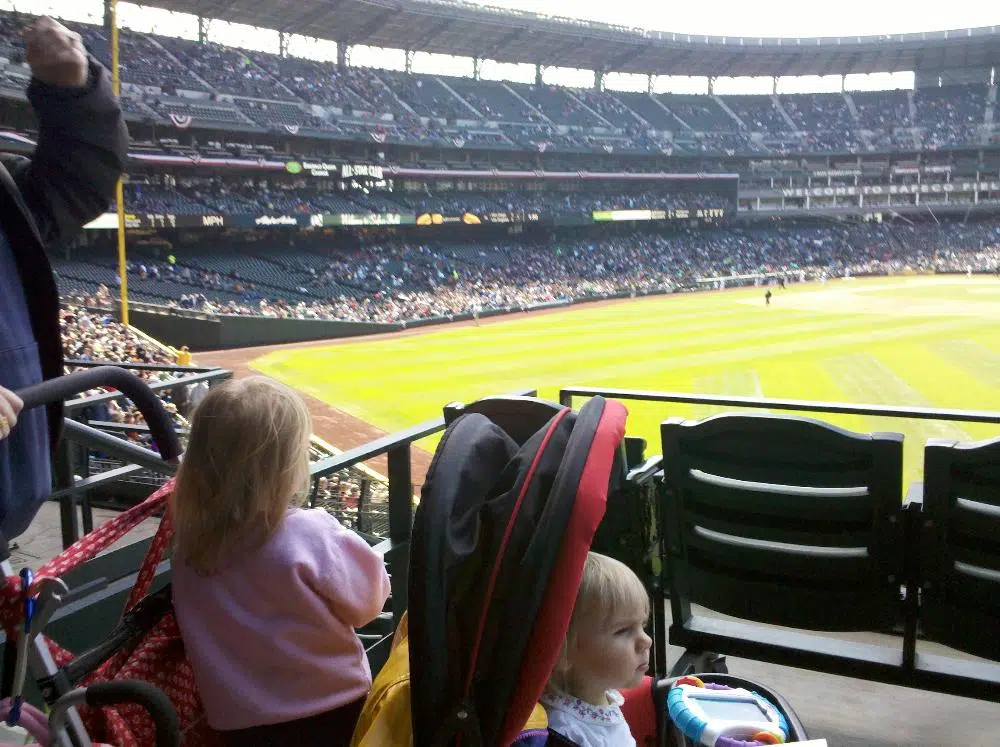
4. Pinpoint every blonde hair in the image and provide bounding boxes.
[171,376,312,574]
[549,552,650,693]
